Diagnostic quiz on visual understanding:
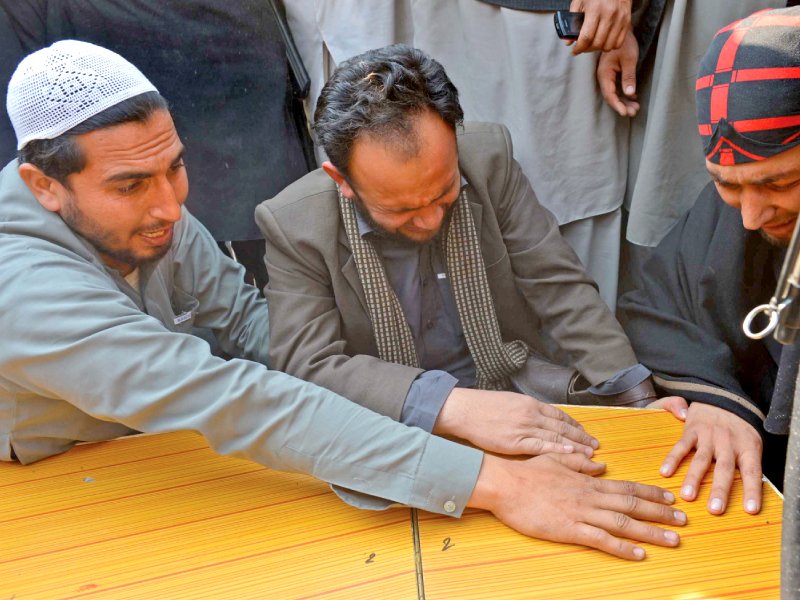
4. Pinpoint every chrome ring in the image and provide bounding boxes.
[743,303,780,339]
